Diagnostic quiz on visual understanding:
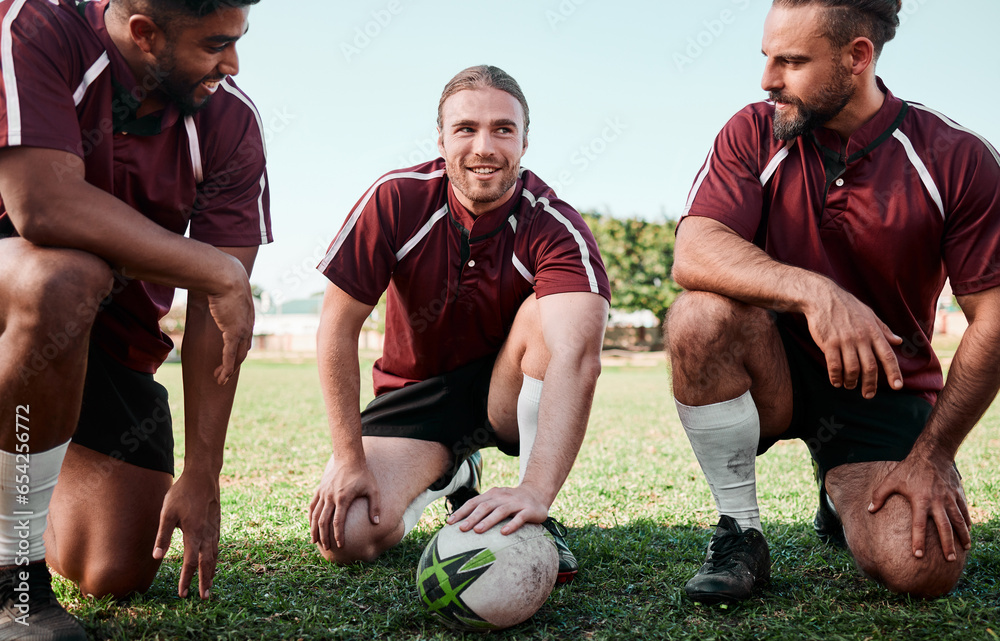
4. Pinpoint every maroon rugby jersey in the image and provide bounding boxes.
[682,78,1000,404]
[0,0,271,373]
[319,158,611,397]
